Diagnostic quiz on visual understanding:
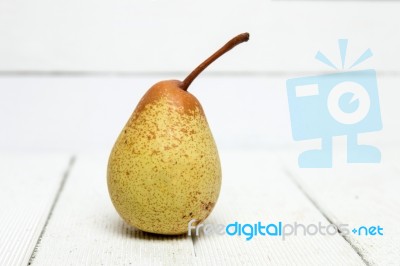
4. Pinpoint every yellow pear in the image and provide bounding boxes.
[107,33,249,235]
